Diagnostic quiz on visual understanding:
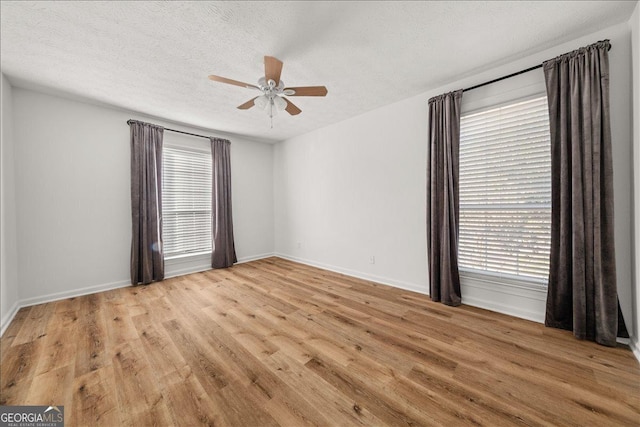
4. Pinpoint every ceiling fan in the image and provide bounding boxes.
[208,56,328,124]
